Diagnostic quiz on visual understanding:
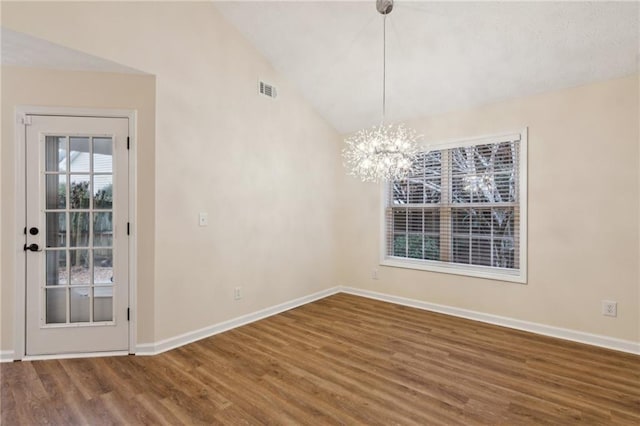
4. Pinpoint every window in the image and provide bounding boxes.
[381,129,527,283]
